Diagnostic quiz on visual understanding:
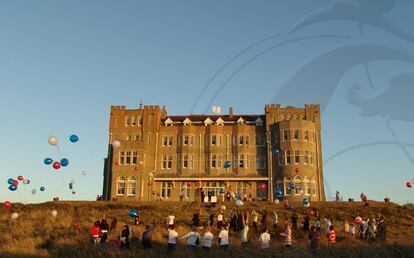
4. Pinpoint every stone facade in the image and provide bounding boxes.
[102,104,325,202]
